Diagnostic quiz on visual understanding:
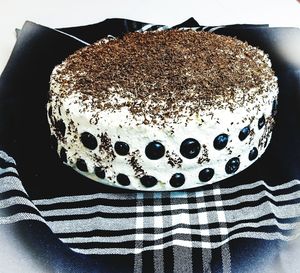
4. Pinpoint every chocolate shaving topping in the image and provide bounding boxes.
[128,150,146,178]
[166,150,183,168]
[53,30,276,124]
[99,132,116,161]
[258,116,274,149]
[198,144,209,164]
